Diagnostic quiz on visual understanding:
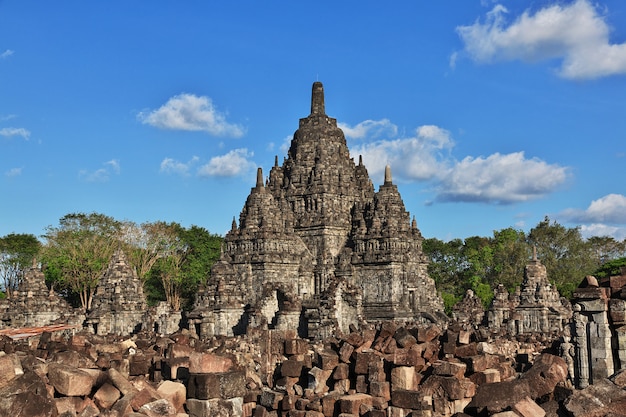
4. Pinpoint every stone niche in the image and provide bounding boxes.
[188,82,446,339]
